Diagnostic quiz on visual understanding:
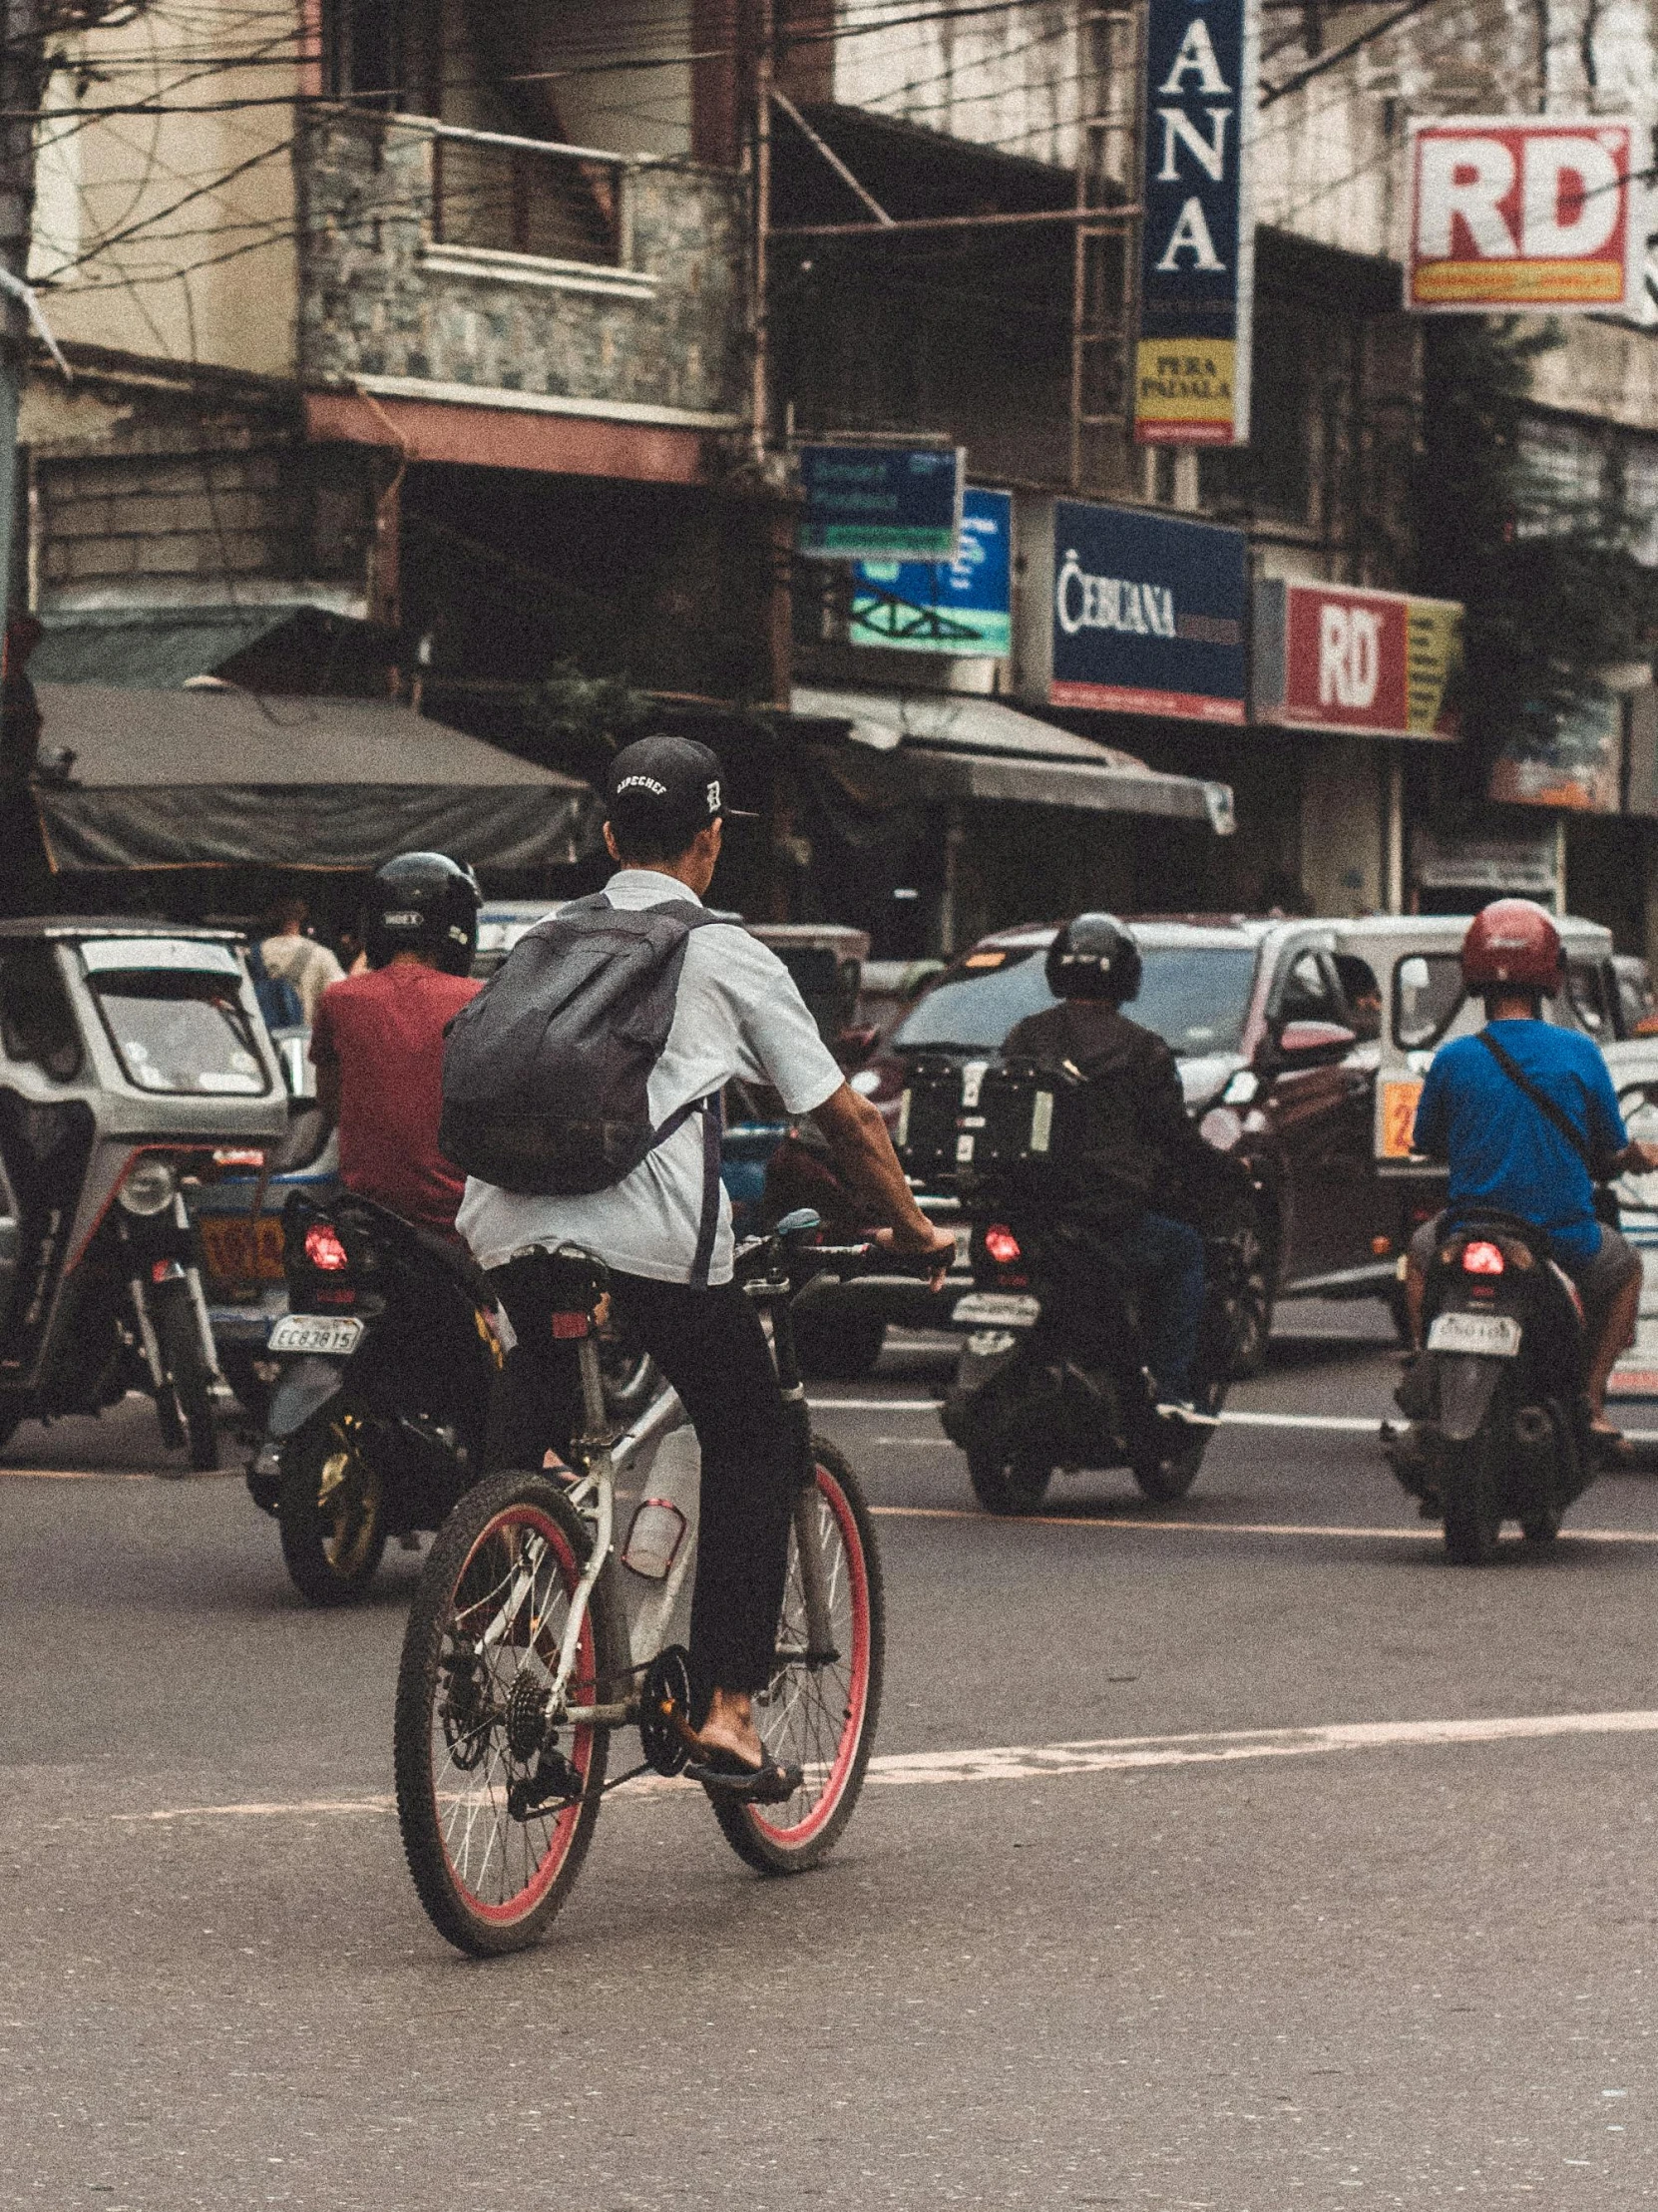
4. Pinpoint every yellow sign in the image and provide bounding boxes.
[1134,339,1237,444]
[1380,1080,1425,1160]
[1404,598,1463,736]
